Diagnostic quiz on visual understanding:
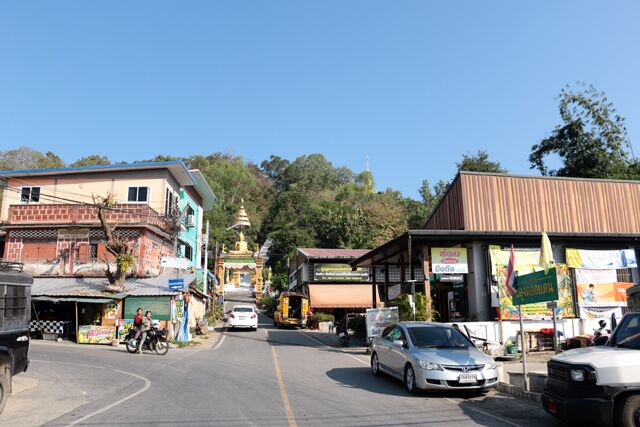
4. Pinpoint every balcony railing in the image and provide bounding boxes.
[6,203,173,234]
